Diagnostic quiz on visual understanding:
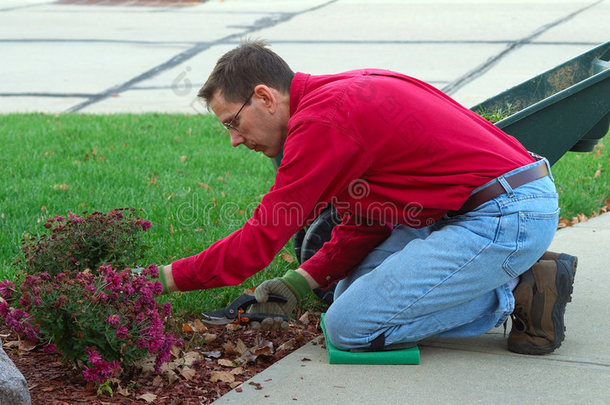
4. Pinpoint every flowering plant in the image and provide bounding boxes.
[0,264,181,383]
[16,208,152,276]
